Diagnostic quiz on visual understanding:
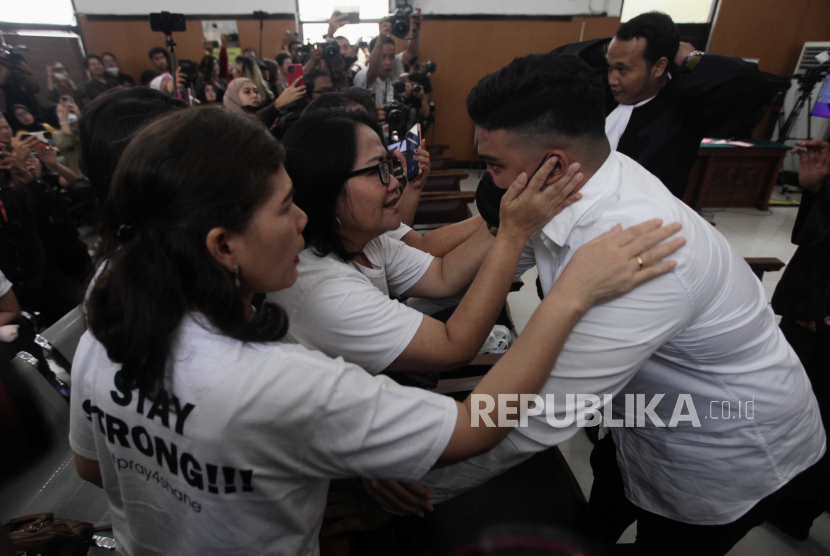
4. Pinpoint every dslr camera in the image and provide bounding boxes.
[298,39,340,62]
[177,59,199,86]
[0,44,28,72]
[384,101,410,131]
[408,61,436,94]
